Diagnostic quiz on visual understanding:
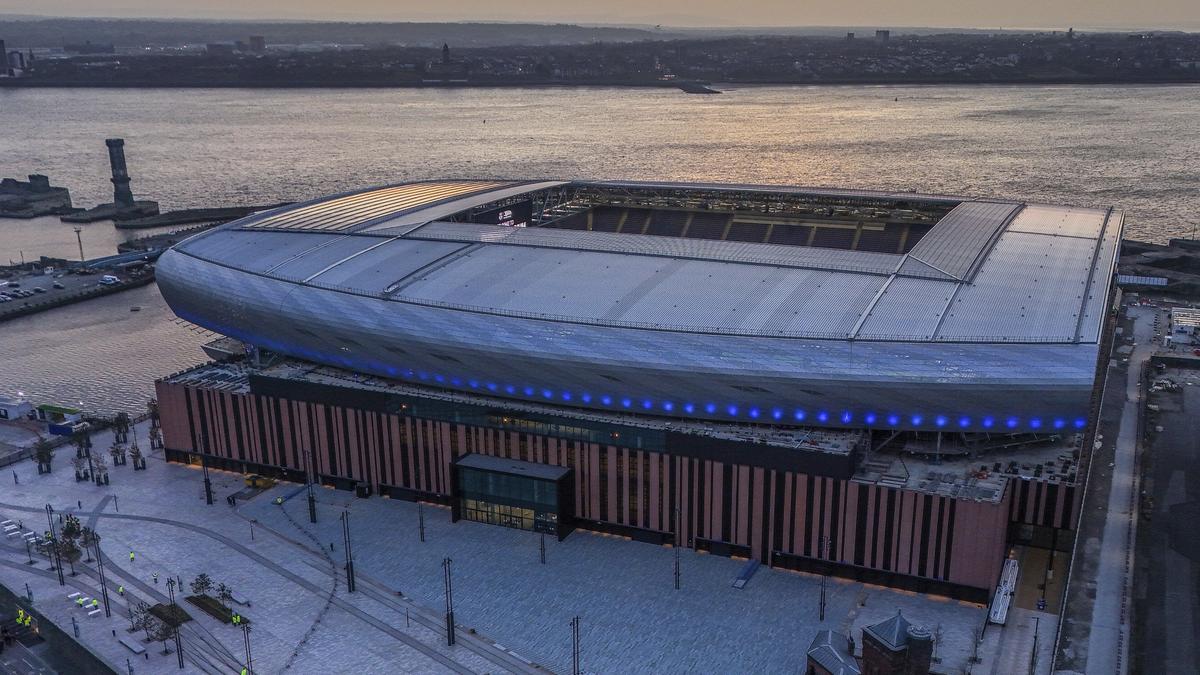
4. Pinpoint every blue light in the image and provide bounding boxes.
[451,377,462,386]
[601,395,613,405]
[541,389,553,399]
[817,411,829,423]
[1030,418,1042,429]
[795,409,807,421]
[581,393,592,403]
[487,382,498,392]
[434,374,445,383]
[418,372,429,381]
[705,403,717,414]
[749,407,760,419]
[523,386,535,396]
[959,416,971,428]
[887,414,900,426]
[840,411,852,424]
[1053,418,1065,429]
[1074,417,1087,429]
[642,399,653,410]
[772,408,783,421]
[468,380,479,388]
[911,414,923,426]
[982,416,994,428]
[561,392,572,401]
[684,403,695,414]
[865,413,877,425]
[621,398,632,409]
[727,405,739,416]
[504,384,516,394]
[1006,417,1019,429]
[935,415,947,428]
[663,401,674,412]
